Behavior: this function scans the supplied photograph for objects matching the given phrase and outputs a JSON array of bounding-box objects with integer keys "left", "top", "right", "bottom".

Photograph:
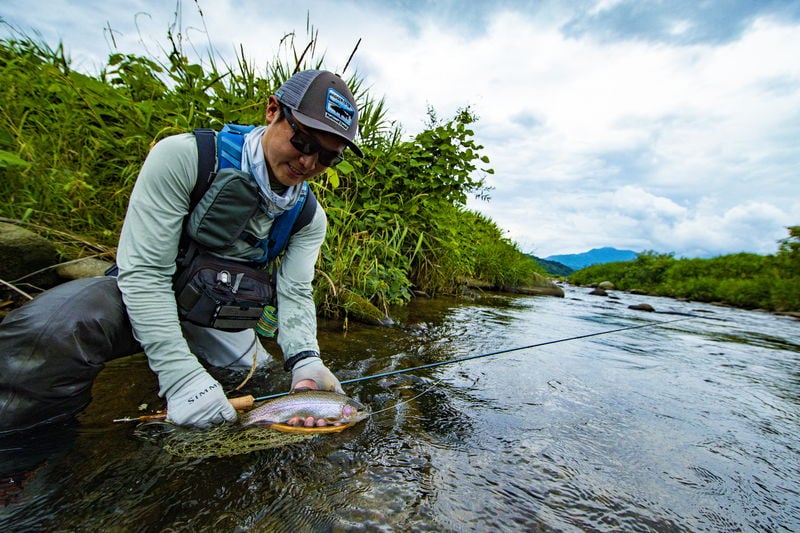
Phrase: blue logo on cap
[{"left": 325, "top": 88, "right": 355, "bottom": 131}]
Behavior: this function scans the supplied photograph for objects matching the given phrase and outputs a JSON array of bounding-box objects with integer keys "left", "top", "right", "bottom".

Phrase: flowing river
[{"left": 1, "top": 284, "right": 798, "bottom": 531}]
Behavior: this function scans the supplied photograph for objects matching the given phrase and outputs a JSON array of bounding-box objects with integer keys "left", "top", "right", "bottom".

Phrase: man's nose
[{"left": 298, "top": 152, "right": 318, "bottom": 169}]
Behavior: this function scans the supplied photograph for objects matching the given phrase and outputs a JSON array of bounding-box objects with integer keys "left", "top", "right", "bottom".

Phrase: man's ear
[{"left": 265, "top": 95, "right": 281, "bottom": 124}]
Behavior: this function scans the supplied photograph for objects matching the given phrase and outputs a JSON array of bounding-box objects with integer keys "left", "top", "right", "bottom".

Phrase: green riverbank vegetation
[
  {"left": 569, "top": 226, "right": 800, "bottom": 313},
  {"left": 0, "top": 21, "right": 546, "bottom": 318}
]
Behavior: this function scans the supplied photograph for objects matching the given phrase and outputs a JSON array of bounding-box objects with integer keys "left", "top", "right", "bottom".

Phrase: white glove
[
  {"left": 291, "top": 357, "right": 344, "bottom": 394},
  {"left": 166, "top": 372, "right": 237, "bottom": 428}
]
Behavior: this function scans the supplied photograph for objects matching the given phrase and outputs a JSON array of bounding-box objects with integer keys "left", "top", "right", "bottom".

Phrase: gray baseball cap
[{"left": 275, "top": 70, "right": 363, "bottom": 157}]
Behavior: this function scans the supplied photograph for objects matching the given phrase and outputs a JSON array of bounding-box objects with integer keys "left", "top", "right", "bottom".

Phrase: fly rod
[
  {"left": 252, "top": 316, "right": 694, "bottom": 401},
  {"left": 113, "top": 316, "right": 693, "bottom": 422}
]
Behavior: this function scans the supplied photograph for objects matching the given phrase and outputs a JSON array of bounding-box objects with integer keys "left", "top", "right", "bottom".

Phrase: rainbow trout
[{"left": 240, "top": 390, "right": 369, "bottom": 428}]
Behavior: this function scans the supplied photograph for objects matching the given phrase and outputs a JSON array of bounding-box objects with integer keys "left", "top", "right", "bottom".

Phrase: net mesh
[{"left": 134, "top": 421, "right": 315, "bottom": 459}]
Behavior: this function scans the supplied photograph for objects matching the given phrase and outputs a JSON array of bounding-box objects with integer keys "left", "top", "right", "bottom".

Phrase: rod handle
[
  {"left": 113, "top": 395, "right": 255, "bottom": 423},
  {"left": 229, "top": 395, "right": 254, "bottom": 411}
]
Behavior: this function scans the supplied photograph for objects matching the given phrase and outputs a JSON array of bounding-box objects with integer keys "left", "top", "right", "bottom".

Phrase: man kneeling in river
[{"left": 0, "top": 70, "right": 363, "bottom": 434}]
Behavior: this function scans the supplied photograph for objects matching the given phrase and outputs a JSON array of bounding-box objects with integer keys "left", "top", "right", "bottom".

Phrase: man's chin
[{"left": 281, "top": 167, "right": 310, "bottom": 186}]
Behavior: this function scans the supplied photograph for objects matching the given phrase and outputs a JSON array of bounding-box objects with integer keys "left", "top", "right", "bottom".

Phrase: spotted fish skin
[{"left": 241, "top": 390, "right": 369, "bottom": 426}]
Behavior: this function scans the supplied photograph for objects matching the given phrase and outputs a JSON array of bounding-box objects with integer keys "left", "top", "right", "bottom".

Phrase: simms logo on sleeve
[{"left": 325, "top": 88, "right": 355, "bottom": 131}]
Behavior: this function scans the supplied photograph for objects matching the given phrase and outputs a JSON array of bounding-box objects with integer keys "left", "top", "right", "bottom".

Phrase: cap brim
[{"left": 292, "top": 110, "right": 364, "bottom": 158}]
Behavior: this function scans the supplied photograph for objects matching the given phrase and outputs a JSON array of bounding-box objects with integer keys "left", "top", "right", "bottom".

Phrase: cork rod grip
[{"left": 228, "top": 395, "right": 255, "bottom": 411}]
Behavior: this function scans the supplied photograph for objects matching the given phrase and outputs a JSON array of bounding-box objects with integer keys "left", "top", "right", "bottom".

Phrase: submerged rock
[
  {"left": 462, "top": 272, "right": 565, "bottom": 298},
  {"left": 503, "top": 285, "right": 565, "bottom": 297}
]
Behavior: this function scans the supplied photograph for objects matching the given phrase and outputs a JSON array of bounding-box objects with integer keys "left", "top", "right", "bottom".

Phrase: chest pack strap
[
  {"left": 192, "top": 128, "right": 217, "bottom": 209},
  {"left": 217, "top": 123, "right": 255, "bottom": 170}
]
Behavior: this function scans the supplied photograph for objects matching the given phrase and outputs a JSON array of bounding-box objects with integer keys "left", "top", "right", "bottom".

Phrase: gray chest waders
[{"left": 0, "top": 277, "right": 141, "bottom": 435}]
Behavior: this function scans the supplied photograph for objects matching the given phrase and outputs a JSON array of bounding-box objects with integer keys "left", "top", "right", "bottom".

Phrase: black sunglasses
[{"left": 281, "top": 105, "right": 344, "bottom": 167}]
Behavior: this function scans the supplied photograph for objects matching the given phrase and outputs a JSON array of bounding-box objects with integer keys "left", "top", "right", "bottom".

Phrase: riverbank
[
  {"left": 0, "top": 220, "right": 565, "bottom": 325},
  {"left": 567, "top": 242, "right": 800, "bottom": 314}
]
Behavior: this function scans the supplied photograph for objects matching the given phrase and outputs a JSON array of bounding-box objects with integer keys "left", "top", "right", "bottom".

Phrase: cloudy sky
[{"left": 2, "top": 0, "right": 799, "bottom": 258}]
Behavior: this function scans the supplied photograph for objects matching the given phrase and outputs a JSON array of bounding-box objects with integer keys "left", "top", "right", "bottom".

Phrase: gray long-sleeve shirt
[{"left": 116, "top": 132, "right": 326, "bottom": 397}]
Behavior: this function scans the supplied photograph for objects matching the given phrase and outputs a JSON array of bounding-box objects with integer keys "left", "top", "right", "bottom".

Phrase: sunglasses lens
[
  {"left": 290, "top": 132, "right": 343, "bottom": 167},
  {"left": 319, "top": 151, "right": 344, "bottom": 167},
  {"left": 290, "top": 134, "right": 315, "bottom": 156},
  {"left": 284, "top": 106, "right": 344, "bottom": 167}
]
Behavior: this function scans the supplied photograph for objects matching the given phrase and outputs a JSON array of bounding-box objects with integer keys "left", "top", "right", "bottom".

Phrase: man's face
[{"left": 262, "top": 96, "right": 346, "bottom": 188}]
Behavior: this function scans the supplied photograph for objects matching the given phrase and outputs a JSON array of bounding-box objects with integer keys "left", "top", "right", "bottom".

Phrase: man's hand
[
  {"left": 166, "top": 372, "right": 237, "bottom": 428},
  {"left": 291, "top": 356, "right": 344, "bottom": 393},
  {"left": 288, "top": 356, "right": 344, "bottom": 427}
]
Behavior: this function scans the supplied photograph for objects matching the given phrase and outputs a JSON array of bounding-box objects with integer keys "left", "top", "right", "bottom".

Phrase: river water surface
[{"left": 1, "top": 285, "right": 798, "bottom": 531}]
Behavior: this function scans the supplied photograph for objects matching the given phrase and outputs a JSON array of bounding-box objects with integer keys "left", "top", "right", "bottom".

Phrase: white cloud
[
  {"left": 666, "top": 201, "right": 793, "bottom": 257},
  {"left": 589, "top": 0, "right": 628, "bottom": 16}
]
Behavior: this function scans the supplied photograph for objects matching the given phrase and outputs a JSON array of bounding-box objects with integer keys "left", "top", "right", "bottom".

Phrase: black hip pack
[{"left": 173, "top": 251, "right": 274, "bottom": 331}]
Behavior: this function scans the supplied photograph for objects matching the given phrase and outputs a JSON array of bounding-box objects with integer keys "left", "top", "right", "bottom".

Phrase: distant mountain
[
  {"left": 544, "top": 247, "right": 638, "bottom": 271},
  {"left": 530, "top": 256, "right": 573, "bottom": 276}
]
